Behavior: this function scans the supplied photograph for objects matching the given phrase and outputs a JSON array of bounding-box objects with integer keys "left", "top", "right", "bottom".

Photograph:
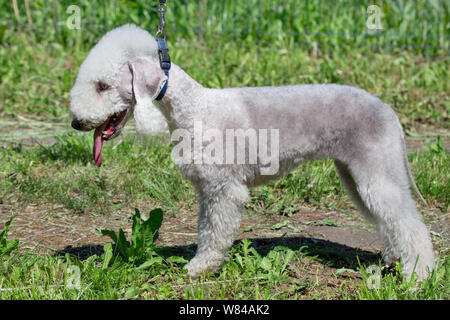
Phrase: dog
[{"left": 69, "top": 24, "right": 435, "bottom": 280}]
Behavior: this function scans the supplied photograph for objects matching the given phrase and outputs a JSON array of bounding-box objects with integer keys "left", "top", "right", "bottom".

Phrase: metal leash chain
[
  {"left": 155, "top": 0, "right": 171, "bottom": 101},
  {"left": 156, "top": 0, "right": 167, "bottom": 39}
]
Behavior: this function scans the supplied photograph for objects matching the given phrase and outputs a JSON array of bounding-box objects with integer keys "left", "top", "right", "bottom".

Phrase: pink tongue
[{"left": 93, "top": 122, "right": 108, "bottom": 167}]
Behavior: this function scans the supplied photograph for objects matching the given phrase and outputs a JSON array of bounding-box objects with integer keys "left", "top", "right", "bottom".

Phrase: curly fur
[{"left": 70, "top": 24, "right": 435, "bottom": 281}]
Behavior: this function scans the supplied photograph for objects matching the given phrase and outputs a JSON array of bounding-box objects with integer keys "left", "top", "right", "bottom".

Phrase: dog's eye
[{"left": 97, "top": 81, "right": 110, "bottom": 92}]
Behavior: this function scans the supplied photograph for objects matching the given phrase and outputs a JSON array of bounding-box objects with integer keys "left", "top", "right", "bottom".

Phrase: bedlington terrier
[{"left": 69, "top": 24, "right": 435, "bottom": 280}]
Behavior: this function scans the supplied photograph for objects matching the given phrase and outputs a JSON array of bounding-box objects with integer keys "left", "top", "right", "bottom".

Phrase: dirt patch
[
  {"left": 0, "top": 204, "right": 130, "bottom": 253},
  {"left": 1, "top": 203, "right": 373, "bottom": 253},
  {"left": 1, "top": 201, "right": 446, "bottom": 265},
  {"left": 405, "top": 136, "right": 450, "bottom": 152}
]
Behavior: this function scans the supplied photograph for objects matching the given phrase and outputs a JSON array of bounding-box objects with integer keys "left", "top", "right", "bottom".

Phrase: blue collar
[
  {"left": 155, "top": 38, "right": 171, "bottom": 101},
  {"left": 155, "top": 69, "right": 169, "bottom": 101}
]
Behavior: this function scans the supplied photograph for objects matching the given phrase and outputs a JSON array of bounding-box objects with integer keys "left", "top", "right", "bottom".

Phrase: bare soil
[{"left": 1, "top": 199, "right": 447, "bottom": 267}]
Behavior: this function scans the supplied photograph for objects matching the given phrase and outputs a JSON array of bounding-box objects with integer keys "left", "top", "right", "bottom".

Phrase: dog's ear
[
  {"left": 127, "top": 58, "right": 168, "bottom": 135},
  {"left": 128, "top": 58, "right": 168, "bottom": 103}
]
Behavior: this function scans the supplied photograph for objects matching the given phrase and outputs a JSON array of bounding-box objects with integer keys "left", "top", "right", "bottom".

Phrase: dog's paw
[
  {"left": 184, "top": 266, "right": 201, "bottom": 280},
  {"left": 184, "top": 255, "right": 223, "bottom": 280},
  {"left": 184, "top": 260, "right": 207, "bottom": 280}
]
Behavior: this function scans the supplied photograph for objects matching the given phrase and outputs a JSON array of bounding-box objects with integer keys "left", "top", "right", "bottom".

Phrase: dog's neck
[{"left": 155, "top": 63, "right": 206, "bottom": 132}]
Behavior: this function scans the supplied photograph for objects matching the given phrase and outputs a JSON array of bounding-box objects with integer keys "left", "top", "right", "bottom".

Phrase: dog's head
[{"left": 69, "top": 24, "right": 168, "bottom": 166}]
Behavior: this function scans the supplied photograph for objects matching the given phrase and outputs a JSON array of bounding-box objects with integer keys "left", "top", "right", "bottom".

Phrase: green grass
[
  {"left": 1, "top": 134, "right": 448, "bottom": 215},
  {"left": 0, "top": 222, "right": 448, "bottom": 300},
  {"left": 346, "top": 257, "right": 450, "bottom": 300},
  {"left": 0, "top": 34, "right": 448, "bottom": 129},
  {"left": 0, "top": 1, "right": 448, "bottom": 129},
  {"left": 0, "top": 0, "right": 448, "bottom": 300},
  {"left": 0, "top": 135, "right": 447, "bottom": 299},
  {"left": 0, "top": 134, "right": 194, "bottom": 215},
  {"left": 1, "top": 0, "right": 448, "bottom": 53}
]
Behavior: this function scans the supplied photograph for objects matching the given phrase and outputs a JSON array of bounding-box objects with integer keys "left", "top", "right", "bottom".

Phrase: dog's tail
[
  {"left": 403, "top": 142, "right": 427, "bottom": 206},
  {"left": 397, "top": 119, "right": 427, "bottom": 206}
]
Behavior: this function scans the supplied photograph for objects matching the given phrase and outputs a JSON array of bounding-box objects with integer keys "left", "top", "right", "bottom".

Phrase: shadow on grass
[
  {"left": 57, "top": 244, "right": 105, "bottom": 260},
  {"left": 56, "top": 236, "right": 381, "bottom": 270},
  {"left": 247, "top": 236, "right": 382, "bottom": 269}
]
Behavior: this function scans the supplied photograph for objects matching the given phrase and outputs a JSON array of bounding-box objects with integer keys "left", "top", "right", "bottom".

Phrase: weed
[
  {"left": 0, "top": 216, "right": 19, "bottom": 257},
  {"left": 100, "top": 208, "right": 164, "bottom": 266}
]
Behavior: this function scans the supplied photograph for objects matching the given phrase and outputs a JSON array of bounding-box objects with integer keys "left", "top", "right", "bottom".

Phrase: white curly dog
[{"left": 70, "top": 24, "right": 434, "bottom": 280}]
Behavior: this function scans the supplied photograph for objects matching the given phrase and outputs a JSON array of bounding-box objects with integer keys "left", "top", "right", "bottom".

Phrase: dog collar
[{"left": 155, "top": 37, "right": 171, "bottom": 101}]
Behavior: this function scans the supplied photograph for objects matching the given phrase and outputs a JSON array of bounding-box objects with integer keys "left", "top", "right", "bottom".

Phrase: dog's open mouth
[{"left": 93, "top": 108, "right": 129, "bottom": 167}]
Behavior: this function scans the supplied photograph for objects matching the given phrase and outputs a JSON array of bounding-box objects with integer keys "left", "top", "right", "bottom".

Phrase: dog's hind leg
[
  {"left": 334, "top": 160, "right": 377, "bottom": 223},
  {"left": 335, "top": 159, "right": 401, "bottom": 265},
  {"left": 185, "top": 180, "right": 249, "bottom": 279},
  {"left": 335, "top": 155, "right": 434, "bottom": 280}
]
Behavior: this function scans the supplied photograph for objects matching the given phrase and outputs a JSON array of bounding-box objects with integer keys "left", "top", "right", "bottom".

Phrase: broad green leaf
[
  {"left": 124, "top": 286, "right": 139, "bottom": 299},
  {"left": 102, "top": 243, "right": 114, "bottom": 270},
  {"left": 148, "top": 208, "right": 163, "bottom": 236},
  {"left": 142, "top": 208, "right": 163, "bottom": 245},
  {"left": 166, "top": 256, "right": 188, "bottom": 264},
  {"left": 136, "top": 257, "right": 163, "bottom": 270},
  {"left": 131, "top": 209, "right": 144, "bottom": 253},
  {"left": 0, "top": 216, "right": 19, "bottom": 256},
  {"left": 2, "top": 239, "right": 19, "bottom": 256},
  {"left": 0, "top": 216, "right": 14, "bottom": 241},
  {"left": 118, "top": 229, "right": 131, "bottom": 260}
]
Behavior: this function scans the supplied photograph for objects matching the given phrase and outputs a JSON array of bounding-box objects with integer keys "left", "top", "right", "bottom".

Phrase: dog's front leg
[{"left": 185, "top": 183, "right": 248, "bottom": 279}]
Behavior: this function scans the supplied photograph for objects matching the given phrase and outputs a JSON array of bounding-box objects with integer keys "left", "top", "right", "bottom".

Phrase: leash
[{"left": 155, "top": 0, "right": 171, "bottom": 101}]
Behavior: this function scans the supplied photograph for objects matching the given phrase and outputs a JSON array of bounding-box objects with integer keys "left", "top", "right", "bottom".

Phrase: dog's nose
[{"left": 71, "top": 119, "right": 82, "bottom": 130}]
